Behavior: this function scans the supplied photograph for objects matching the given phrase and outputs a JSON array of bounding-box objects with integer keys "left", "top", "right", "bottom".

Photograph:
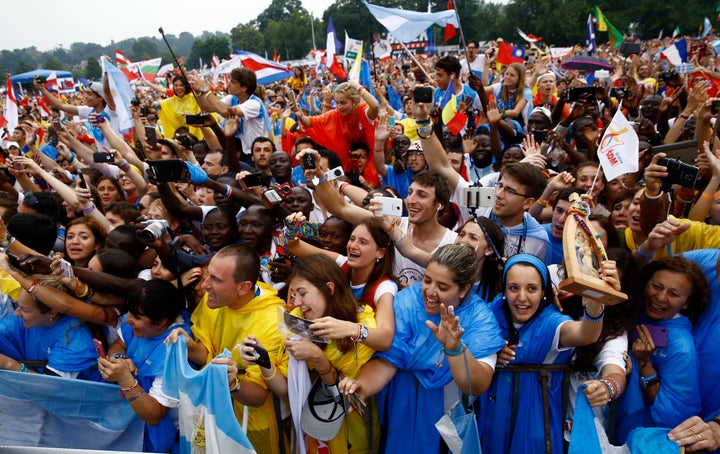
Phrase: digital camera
[{"left": 139, "top": 219, "right": 171, "bottom": 242}]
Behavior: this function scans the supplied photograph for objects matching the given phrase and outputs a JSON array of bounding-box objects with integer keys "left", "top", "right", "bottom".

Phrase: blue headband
[{"left": 502, "top": 254, "right": 549, "bottom": 288}]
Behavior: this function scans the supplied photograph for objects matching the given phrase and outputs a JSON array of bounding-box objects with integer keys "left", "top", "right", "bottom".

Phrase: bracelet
[
  {"left": 120, "top": 380, "right": 139, "bottom": 399},
  {"left": 31, "top": 281, "right": 45, "bottom": 299},
  {"left": 643, "top": 188, "right": 663, "bottom": 200},
  {"left": 110, "top": 353, "right": 128, "bottom": 360},
  {"left": 18, "top": 362, "right": 27, "bottom": 373},
  {"left": 223, "top": 184, "right": 233, "bottom": 198},
  {"left": 535, "top": 198, "right": 550, "bottom": 208},
  {"left": 441, "top": 341, "right": 467, "bottom": 357},
  {"left": 583, "top": 303, "right": 605, "bottom": 322},
  {"left": 67, "top": 155, "right": 77, "bottom": 165},
  {"left": 636, "top": 242, "right": 655, "bottom": 259},
  {"left": 502, "top": 110, "right": 507, "bottom": 120},
  {"left": 322, "top": 103, "right": 331, "bottom": 109},
  {"left": 679, "top": 113, "right": 690, "bottom": 120},
  {"left": 127, "top": 389, "right": 145, "bottom": 402},
  {"left": 391, "top": 230, "right": 406, "bottom": 243},
  {"left": 82, "top": 203, "right": 96, "bottom": 214},
  {"left": 415, "top": 119, "right": 431, "bottom": 126},
  {"left": 701, "top": 192, "right": 715, "bottom": 200},
  {"left": 639, "top": 372, "right": 659, "bottom": 389},
  {"left": 383, "top": 218, "right": 396, "bottom": 233},
  {"left": 417, "top": 124, "right": 433, "bottom": 139},
  {"left": 27, "top": 279, "right": 39, "bottom": 295},
  {"left": 338, "top": 182, "right": 350, "bottom": 195},
  {"left": 262, "top": 366, "right": 278, "bottom": 380},
  {"left": 118, "top": 159, "right": 129, "bottom": 168},
  {"left": 349, "top": 323, "right": 362, "bottom": 343},
  {"left": 316, "top": 174, "right": 328, "bottom": 186},
  {"left": 316, "top": 366, "right": 334, "bottom": 376},
  {"left": 229, "top": 376, "right": 240, "bottom": 393},
  {"left": 598, "top": 379, "right": 615, "bottom": 401},
  {"left": 710, "top": 417, "right": 720, "bottom": 427}
]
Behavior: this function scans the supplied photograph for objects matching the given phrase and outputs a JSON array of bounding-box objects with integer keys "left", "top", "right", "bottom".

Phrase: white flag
[
  {"left": 212, "top": 55, "right": 242, "bottom": 84},
  {"left": 345, "top": 32, "right": 363, "bottom": 60},
  {"left": 597, "top": 109, "right": 639, "bottom": 181}
]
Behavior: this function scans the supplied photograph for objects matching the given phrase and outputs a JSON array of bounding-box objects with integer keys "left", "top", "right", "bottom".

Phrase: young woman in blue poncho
[
  {"left": 480, "top": 253, "right": 616, "bottom": 454},
  {"left": 339, "top": 244, "right": 505, "bottom": 453},
  {"left": 614, "top": 256, "right": 708, "bottom": 444}
]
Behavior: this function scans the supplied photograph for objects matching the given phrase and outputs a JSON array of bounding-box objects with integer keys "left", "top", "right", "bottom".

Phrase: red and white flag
[
  {"left": 115, "top": 49, "right": 133, "bottom": 66},
  {"left": 44, "top": 71, "right": 59, "bottom": 91},
  {"left": 326, "top": 16, "right": 347, "bottom": 80},
  {"left": 517, "top": 28, "right": 542, "bottom": 43},
  {"left": 2, "top": 74, "right": 18, "bottom": 143}
]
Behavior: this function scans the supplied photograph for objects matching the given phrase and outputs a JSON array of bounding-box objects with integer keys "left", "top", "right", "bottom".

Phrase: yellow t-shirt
[{"left": 191, "top": 282, "right": 288, "bottom": 454}]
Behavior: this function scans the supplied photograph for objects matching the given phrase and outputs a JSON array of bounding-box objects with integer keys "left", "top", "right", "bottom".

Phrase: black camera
[
  {"left": 244, "top": 172, "right": 270, "bottom": 188},
  {"left": 609, "top": 87, "right": 627, "bottom": 99},
  {"left": 302, "top": 153, "right": 315, "bottom": 170},
  {"left": 413, "top": 86, "right": 433, "bottom": 104},
  {"left": 131, "top": 95, "right": 141, "bottom": 107},
  {"left": 658, "top": 70, "right": 676, "bottom": 82},
  {"left": 175, "top": 134, "right": 196, "bottom": 149},
  {"left": 657, "top": 157, "right": 699, "bottom": 192},
  {"left": 92, "top": 152, "right": 114, "bottom": 163}
]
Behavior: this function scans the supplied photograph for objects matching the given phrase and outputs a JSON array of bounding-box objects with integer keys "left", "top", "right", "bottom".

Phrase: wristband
[
  {"left": 636, "top": 243, "right": 654, "bottom": 259},
  {"left": 710, "top": 417, "right": 720, "bottom": 427},
  {"left": 679, "top": 113, "right": 690, "bottom": 120},
  {"left": 442, "top": 341, "right": 467, "bottom": 356},
  {"left": 583, "top": 304, "right": 605, "bottom": 322},
  {"left": 18, "top": 363, "right": 27, "bottom": 373},
  {"left": 316, "top": 173, "right": 327, "bottom": 185},
  {"left": 223, "top": 184, "right": 233, "bottom": 198},
  {"left": 229, "top": 376, "right": 241, "bottom": 393},
  {"left": 639, "top": 372, "right": 659, "bottom": 389},
  {"left": 701, "top": 192, "right": 715, "bottom": 200},
  {"left": 82, "top": 203, "right": 96, "bottom": 214},
  {"left": 118, "top": 159, "right": 129, "bottom": 168},
  {"left": 415, "top": 119, "right": 431, "bottom": 126}
]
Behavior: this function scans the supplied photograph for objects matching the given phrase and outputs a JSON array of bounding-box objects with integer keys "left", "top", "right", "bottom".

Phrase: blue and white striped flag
[
  {"left": 163, "top": 336, "right": 256, "bottom": 454},
  {"left": 0, "top": 370, "right": 144, "bottom": 450}
]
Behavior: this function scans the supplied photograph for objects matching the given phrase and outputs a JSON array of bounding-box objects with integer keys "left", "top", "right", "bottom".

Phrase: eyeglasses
[{"left": 494, "top": 182, "right": 532, "bottom": 198}]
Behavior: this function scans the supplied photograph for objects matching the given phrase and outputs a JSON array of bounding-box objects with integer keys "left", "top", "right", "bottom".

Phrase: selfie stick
[{"left": 158, "top": 27, "right": 201, "bottom": 103}]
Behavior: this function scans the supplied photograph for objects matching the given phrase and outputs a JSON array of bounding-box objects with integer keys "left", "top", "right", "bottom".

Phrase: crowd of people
[{"left": 1, "top": 30, "right": 720, "bottom": 453}]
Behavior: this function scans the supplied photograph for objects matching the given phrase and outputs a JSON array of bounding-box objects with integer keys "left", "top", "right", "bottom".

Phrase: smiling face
[
  {"left": 125, "top": 308, "right": 166, "bottom": 338},
  {"left": 202, "top": 210, "right": 237, "bottom": 251},
  {"left": 422, "top": 262, "right": 467, "bottom": 314},
  {"left": 334, "top": 92, "right": 358, "bottom": 116},
  {"left": 405, "top": 182, "right": 439, "bottom": 225},
  {"left": 288, "top": 277, "right": 327, "bottom": 320},
  {"left": 644, "top": 269, "right": 692, "bottom": 321},
  {"left": 627, "top": 189, "right": 644, "bottom": 234},
  {"left": 455, "top": 221, "right": 490, "bottom": 261},
  {"left": 173, "top": 79, "right": 186, "bottom": 97},
  {"left": 504, "top": 264, "right": 544, "bottom": 324},
  {"left": 346, "top": 224, "right": 384, "bottom": 270}
]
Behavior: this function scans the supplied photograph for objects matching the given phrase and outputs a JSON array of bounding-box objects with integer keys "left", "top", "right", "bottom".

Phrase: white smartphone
[
  {"left": 377, "top": 196, "right": 403, "bottom": 217},
  {"left": 459, "top": 186, "right": 496, "bottom": 208}
]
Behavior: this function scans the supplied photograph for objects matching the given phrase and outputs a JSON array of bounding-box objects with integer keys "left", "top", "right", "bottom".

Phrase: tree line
[{"left": 1, "top": 0, "right": 715, "bottom": 81}]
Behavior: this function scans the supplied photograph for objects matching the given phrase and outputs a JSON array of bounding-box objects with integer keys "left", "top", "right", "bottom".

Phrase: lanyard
[{"left": 491, "top": 214, "right": 527, "bottom": 256}]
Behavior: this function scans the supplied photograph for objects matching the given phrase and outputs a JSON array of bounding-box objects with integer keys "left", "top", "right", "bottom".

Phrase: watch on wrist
[
  {"left": 0, "top": 234, "right": 13, "bottom": 250},
  {"left": 358, "top": 324, "right": 369, "bottom": 342},
  {"left": 200, "top": 86, "right": 209, "bottom": 95},
  {"left": 639, "top": 373, "right": 659, "bottom": 389}
]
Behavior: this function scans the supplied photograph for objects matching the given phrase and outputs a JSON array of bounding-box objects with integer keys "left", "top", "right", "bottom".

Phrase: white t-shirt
[
  {"left": 76, "top": 105, "right": 121, "bottom": 150},
  {"left": 460, "top": 55, "right": 485, "bottom": 77},
  {"left": 221, "top": 95, "right": 264, "bottom": 155},
  {"left": 392, "top": 217, "right": 458, "bottom": 287}
]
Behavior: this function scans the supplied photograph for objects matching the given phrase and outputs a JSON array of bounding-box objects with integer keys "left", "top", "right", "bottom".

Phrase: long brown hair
[
  {"left": 289, "top": 255, "right": 360, "bottom": 353},
  {"left": 348, "top": 218, "right": 396, "bottom": 305}
]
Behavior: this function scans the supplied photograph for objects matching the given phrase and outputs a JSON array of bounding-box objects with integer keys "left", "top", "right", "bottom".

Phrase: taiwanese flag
[
  {"left": 440, "top": 88, "right": 468, "bottom": 135},
  {"left": 496, "top": 42, "right": 525, "bottom": 65},
  {"left": 444, "top": 0, "right": 456, "bottom": 41}
]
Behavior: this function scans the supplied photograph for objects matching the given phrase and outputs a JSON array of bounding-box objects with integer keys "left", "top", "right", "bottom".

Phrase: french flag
[
  {"left": 326, "top": 16, "right": 347, "bottom": 81},
  {"left": 234, "top": 51, "right": 293, "bottom": 85}
]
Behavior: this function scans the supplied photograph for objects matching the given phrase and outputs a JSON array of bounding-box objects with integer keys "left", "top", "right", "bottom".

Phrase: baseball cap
[
  {"left": 88, "top": 82, "right": 106, "bottom": 101},
  {"left": 300, "top": 378, "right": 347, "bottom": 441},
  {"left": 4, "top": 141, "right": 20, "bottom": 150}
]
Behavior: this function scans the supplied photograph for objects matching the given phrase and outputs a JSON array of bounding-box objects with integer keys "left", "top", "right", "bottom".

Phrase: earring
[
  {"left": 48, "top": 316, "right": 53, "bottom": 323},
  {"left": 502, "top": 295, "right": 506, "bottom": 301},
  {"left": 376, "top": 258, "right": 380, "bottom": 263},
  {"left": 543, "top": 296, "right": 547, "bottom": 302}
]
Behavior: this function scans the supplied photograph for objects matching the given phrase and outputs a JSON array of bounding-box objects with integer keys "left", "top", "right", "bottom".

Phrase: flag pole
[
  {"left": 588, "top": 163, "right": 602, "bottom": 201},
  {"left": 450, "top": 0, "right": 470, "bottom": 61},
  {"left": 389, "top": 33, "right": 433, "bottom": 81}
]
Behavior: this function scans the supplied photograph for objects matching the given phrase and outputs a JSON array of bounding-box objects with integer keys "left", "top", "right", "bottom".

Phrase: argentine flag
[{"left": 163, "top": 336, "right": 256, "bottom": 454}]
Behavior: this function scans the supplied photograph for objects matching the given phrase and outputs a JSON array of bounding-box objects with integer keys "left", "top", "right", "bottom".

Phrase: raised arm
[
  {"left": 413, "top": 102, "right": 461, "bottom": 193},
  {"left": 34, "top": 77, "right": 80, "bottom": 116}
]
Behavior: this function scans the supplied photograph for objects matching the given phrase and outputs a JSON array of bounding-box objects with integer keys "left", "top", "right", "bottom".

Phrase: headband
[{"left": 502, "top": 253, "right": 549, "bottom": 288}]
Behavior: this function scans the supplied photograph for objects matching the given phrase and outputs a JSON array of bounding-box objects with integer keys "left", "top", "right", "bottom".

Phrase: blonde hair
[{"left": 334, "top": 82, "right": 361, "bottom": 104}]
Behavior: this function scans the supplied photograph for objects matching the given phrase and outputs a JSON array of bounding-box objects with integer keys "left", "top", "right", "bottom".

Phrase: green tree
[
  {"left": 266, "top": 10, "right": 318, "bottom": 59},
  {"left": 44, "top": 56, "right": 65, "bottom": 70},
  {"left": 230, "top": 24, "right": 265, "bottom": 54},
  {"left": 85, "top": 56, "right": 102, "bottom": 80},
  {"left": 254, "top": 0, "right": 304, "bottom": 32},
  {"left": 132, "top": 38, "right": 159, "bottom": 61},
  {"left": 189, "top": 35, "right": 232, "bottom": 69}
]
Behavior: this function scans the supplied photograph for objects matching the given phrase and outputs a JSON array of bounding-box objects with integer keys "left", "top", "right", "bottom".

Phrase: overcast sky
[{"left": 3, "top": 0, "right": 336, "bottom": 52}]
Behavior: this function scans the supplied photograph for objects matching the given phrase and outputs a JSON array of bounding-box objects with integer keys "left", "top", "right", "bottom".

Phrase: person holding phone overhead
[
  {"left": 613, "top": 256, "right": 708, "bottom": 443},
  {"left": 291, "top": 81, "right": 381, "bottom": 188},
  {"left": 157, "top": 75, "right": 206, "bottom": 140}
]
